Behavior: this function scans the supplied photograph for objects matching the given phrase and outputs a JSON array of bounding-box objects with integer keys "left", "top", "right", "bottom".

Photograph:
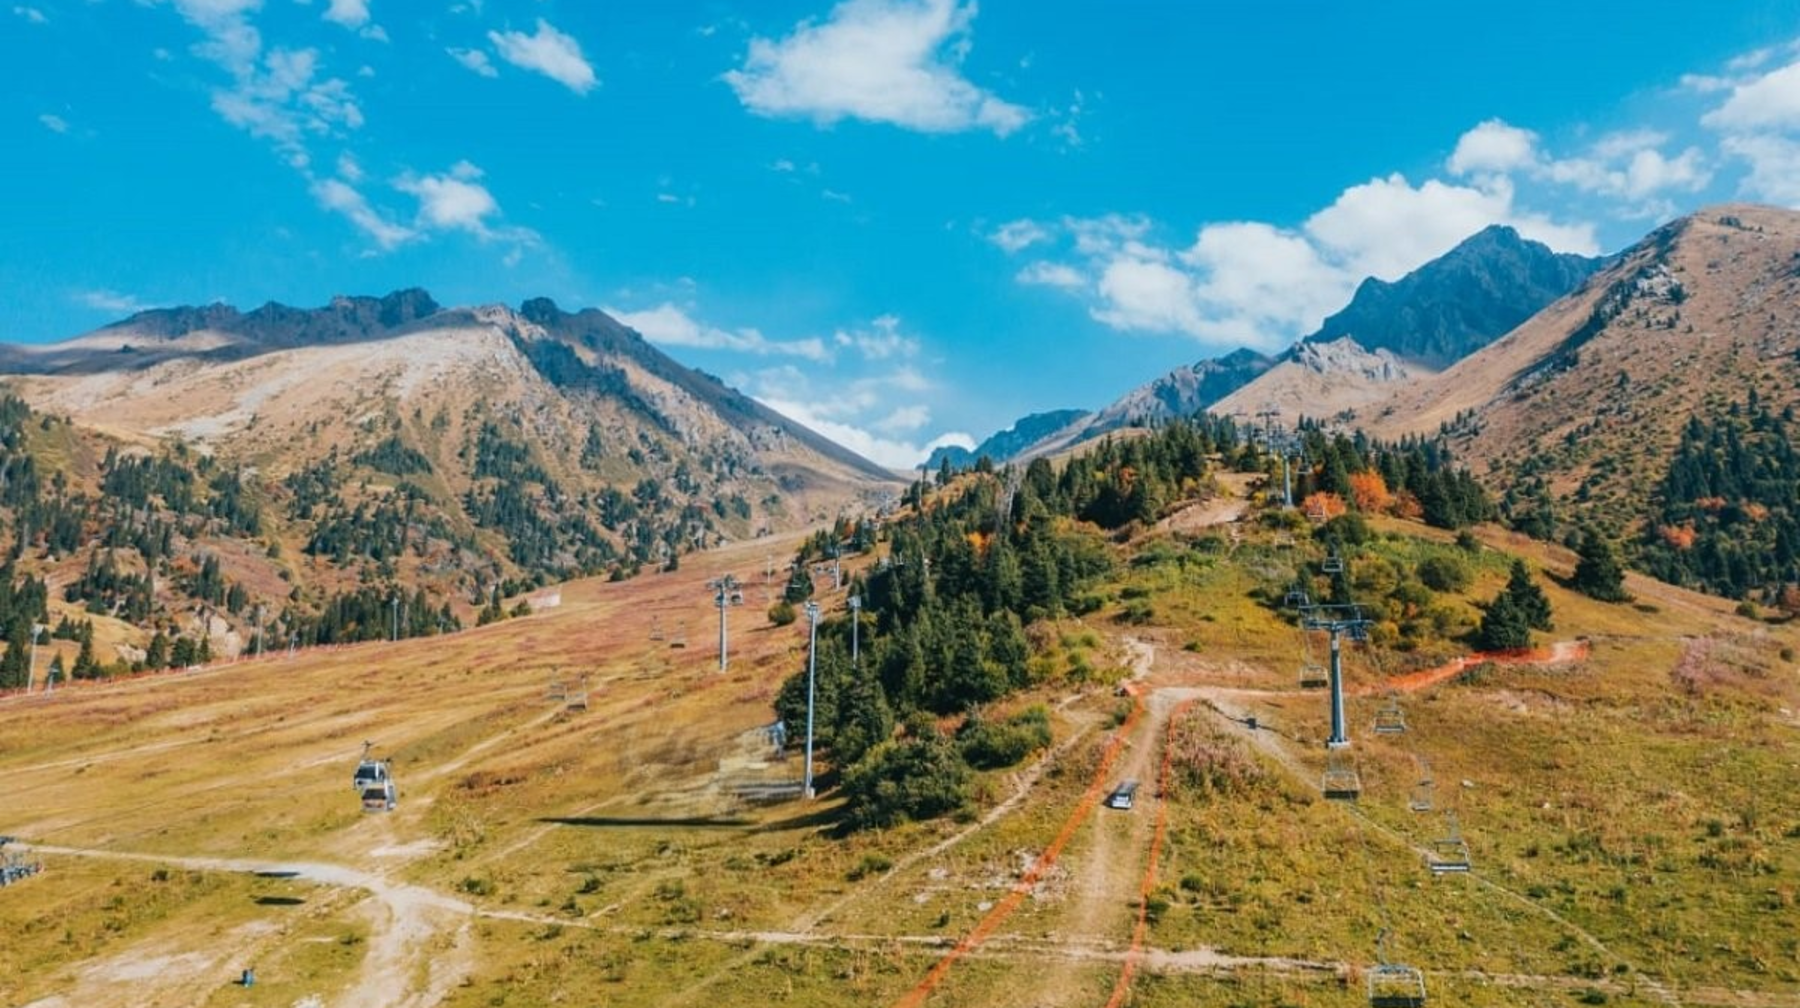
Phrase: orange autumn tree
[
  {"left": 1347, "top": 470, "right": 1393, "bottom": 513},
  {"left": 1301, "top": 491, "right": 1347, "bottom": 521}
]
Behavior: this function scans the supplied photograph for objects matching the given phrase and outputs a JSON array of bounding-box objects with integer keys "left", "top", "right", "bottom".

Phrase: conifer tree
[{"left": 1572, "top": 529, "right": 1630, "bottom": 602}]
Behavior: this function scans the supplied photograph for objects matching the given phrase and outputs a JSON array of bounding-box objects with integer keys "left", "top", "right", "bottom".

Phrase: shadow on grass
[
  {"left": 252, "top": 895, "right": 306, "bottom": 906},
  {"left": 751, "top": 805, "right": 845, "bottom": 834},
  {"left": 537, "top": 815, "right": 753, "bottom": 829}
]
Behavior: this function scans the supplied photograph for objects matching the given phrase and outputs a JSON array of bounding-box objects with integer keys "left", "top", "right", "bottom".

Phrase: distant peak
[{"left": 520, "top": 297, "right": 563, "bottom": 325}]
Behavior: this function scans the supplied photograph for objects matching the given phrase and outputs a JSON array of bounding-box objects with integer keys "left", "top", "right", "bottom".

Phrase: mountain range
[
  {"left": 0, "top": 294, "right": 900, "bottom": 664},
  {"left": 946, "top": 223, "right": 1603, "bottom": 465}
]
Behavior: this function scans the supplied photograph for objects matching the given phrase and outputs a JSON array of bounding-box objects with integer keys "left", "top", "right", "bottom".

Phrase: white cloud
[
  {"left": 38, "top": 113, "right": 67, "bottom": 133},
  {"left": 1448, "top": 119, "right": 1711, "bottom": 211},
  {"left": 487, "top": 19, "right": 596, "bottom": 94},
  {"left": 990, "top": 218, "right": 1049, "bottom": 253},
  {"left": 322, "top": 0, "right": 369, "bottom": 29},
  {"left": 724, "top": 0, "right": 1028, "bottom": 135},
  {"left": 1447, "top": 118, "right": 1539, "bottom": 175},
  {"left": 1016, "top": 170, "right": 1596, "bottom": 351},
  {"left": 77, "top": 289, "right": 153, "bottom": 314},
  {"left": 833, "top": 314, "right": 918, "bottom": 359},
  {"left": 1703, "top": 60, "right": 1800, "bottom": 132},
  {"left": 611, "top": 303, "right": 830, "bottom": 362},
  {"left": 1721, "top": 133, "right": 1800, "bottom": 205},
  {"left": 312, "top": 177, "right": 414, "bottom": 249},
  {"left": 394, "top": 160, "right": 500, "bottom": 234},
  {"left": 1699, "top": 54, "right": 1800, "bottom": 207},
  {"left": 1016, "top": 261, "right": 1083, "bottom": 289},
  {"left": 1306, "top": 173, "right": 1597, "bottom": 279},
  {"left": 205, "top": 45, "right": 364, "bottom": 167},
  {"left": 336, "top": 151, "right": 364, "bottom": 182},
  {"left": 448, "top": 47, "right": 499, "bottom": 77},
  {"left": 875, "top": 404, "right": 930, "bottom": 432},
  {"left": 1092, "top": 257, "right": 1205, "bottom": 338},
  {"left": 761, "top": 396, "right": 968, "bottom": 468},
  {"left": 13, "top": 6, "right": 45, "bottom": 24}
]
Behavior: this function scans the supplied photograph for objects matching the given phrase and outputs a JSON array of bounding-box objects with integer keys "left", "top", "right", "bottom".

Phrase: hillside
[
  {"left": 1363, "top": 204, "right": 1800, "bottom": 556},
  {"left": 925, "top": 408, "right": 1091, "bottom": 470},
  {"left": 1211, "top": 336, "right": 1420, "bottom": 424},
  {"left": 1304, "top": 224, "right": 1602, "bottom": 368},
  {"left": 4, "top": 432, "right": 1795, "bottom": 1008},
  {"left": 0, "top": 291, "right": 899, "bottom": 673}
]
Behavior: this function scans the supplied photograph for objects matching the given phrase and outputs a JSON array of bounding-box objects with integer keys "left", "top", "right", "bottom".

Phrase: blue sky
[{"left": 5, "top": 1, "right": 1800, "bottom": 465}]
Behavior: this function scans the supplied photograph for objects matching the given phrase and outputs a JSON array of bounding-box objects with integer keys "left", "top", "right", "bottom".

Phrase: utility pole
[
  {"left": 1301, "top": 602, "right": 1372, "bottom": 750},
  {"left": 1283, "top": 440, "right": 1304, "bottom": 510},
  {"left": 390, "top": 594, "right": 399, "bottom": 643},
  {"left": 709, "top": 574, "right": 739, "bottom": 672},
  {"left": 27, "top": 623, "right": 44, "bottom": 693},
  {"left": 803, "top": 601, "right": 820, "bottom": 799},
  {"left": 848, "top": 595, "right": 861, "bottom": 670}
]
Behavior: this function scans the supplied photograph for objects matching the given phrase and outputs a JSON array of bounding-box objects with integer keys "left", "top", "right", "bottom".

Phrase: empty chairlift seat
[
  {"left": 1428, "top": 813, "right": 1471, "bottom": 874},
  {"left": 1322, "top": 554, "right": 1345, "bottom": 574},
  {"left": 1368, "top": 929, "right": 1427, "bottom": 1007},
  {"left": 361, "top": 780, "right": 398, "bottom": 813},
  {"left": 1321, "top": 754, "right": 1361, "bottom": 802},
  {"left": 1373, "top": 695, "right": 1407, "bottom": 734},
  {"left": 1299, "top": 662, "right": 1328, "bottom": 689}
]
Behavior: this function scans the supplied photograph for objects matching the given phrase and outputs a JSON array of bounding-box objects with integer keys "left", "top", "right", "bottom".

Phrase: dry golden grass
[{"left": 3, "top": 507, "right": 1799, "bottom": 1008}]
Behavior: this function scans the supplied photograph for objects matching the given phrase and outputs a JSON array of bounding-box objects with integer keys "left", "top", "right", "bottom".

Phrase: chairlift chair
[
  {"left": 1428, "top": 812, "right": 1472, "bottom": 874},
  {"left": 546, "top": 677, "right": 567, "bottom": 702},
  {"left": 1321, "top": 753, "right": 1361, "bottom": 801},
  {"left": 649, "top": 617, "right": 665, "bottom": 642},
  {"left": 1299, "top": 662, "right": 1328, "bottom": 689},
  {"left": 361, "top": 779, "right": 398, "bottom": 813},
  {"left": 1408, "top": 758, "right": 1434, "bottom": 812},
  {"left": 1367, "top": 930, "right": 1427, "bottom": 1007},
  {"left": 1373, "top": 695, "right": 1407, "bottom": 734},
  {"left": 352, "top": 741, "right": 389, "bottom": 792},
  {"left": 669, "top": 631, "right": 687, "bottom": 649},
  {"left": 1322, "top": 554, "right": 1345, "bottom": 574},
  {"left": 1284, "top": 588, "right": 1309, "bottom": 608}
]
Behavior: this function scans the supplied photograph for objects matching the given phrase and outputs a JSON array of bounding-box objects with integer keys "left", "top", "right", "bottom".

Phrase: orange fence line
[
  {"left": 1103, "top": 698, "right": 1195, "bottom": 1008},
  {"left": 892, "top": 696, "right": 1147, "bottom": 1008},
  {"left": 1356, "top": 639, "right": 1591, "bottom": 697}
]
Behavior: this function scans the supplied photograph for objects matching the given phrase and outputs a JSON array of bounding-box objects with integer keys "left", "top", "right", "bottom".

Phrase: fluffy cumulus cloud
[
  {"left": 322, "top": 0, "right": 370, "bottom": 29},
  {"left": 1004, "top": 170, "right": 1598, "bottom": 352},
  {"left": 725, "top": 0, "right": 1028, "bottom": 135},
  {"left": 1447, "top": 119, "right": 1711, "bottom": 214},
  {"left": 1696, "top": 50, "right": 1800, "bottom": 207},
  {"left": 38, "top": 113, "right": 67, "bottom": 133},
  {"left": 1447, "top": 118, "right": 1539, "bottom": 175},
  {"left": 610, "top": 303, "right": 830, "bottom": 362},
  {"left": 487, "top": 19, "right": 596, "bottom": 94},
  {"left": 393, "top": 160, "right": 508, "bottom": 236}
]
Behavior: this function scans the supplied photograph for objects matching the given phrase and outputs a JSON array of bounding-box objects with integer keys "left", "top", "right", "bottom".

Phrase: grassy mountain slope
[{"left": 2, "top": 438, "right": 1794, "bottom": 1008}]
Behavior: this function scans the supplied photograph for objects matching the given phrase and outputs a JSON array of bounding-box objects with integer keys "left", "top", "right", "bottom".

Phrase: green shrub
[
  {"left": 840, "top": 736, "right": 971, "bottom": 831},
  {"left": 958, "top": 706, "right": 1052, "bottom": 769},
  {"left": 768, "top": 599, "right": 797, "bottom": 626},
  {"left": 1416, "top": 554, "right": 1472, "bottom": 593}
]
